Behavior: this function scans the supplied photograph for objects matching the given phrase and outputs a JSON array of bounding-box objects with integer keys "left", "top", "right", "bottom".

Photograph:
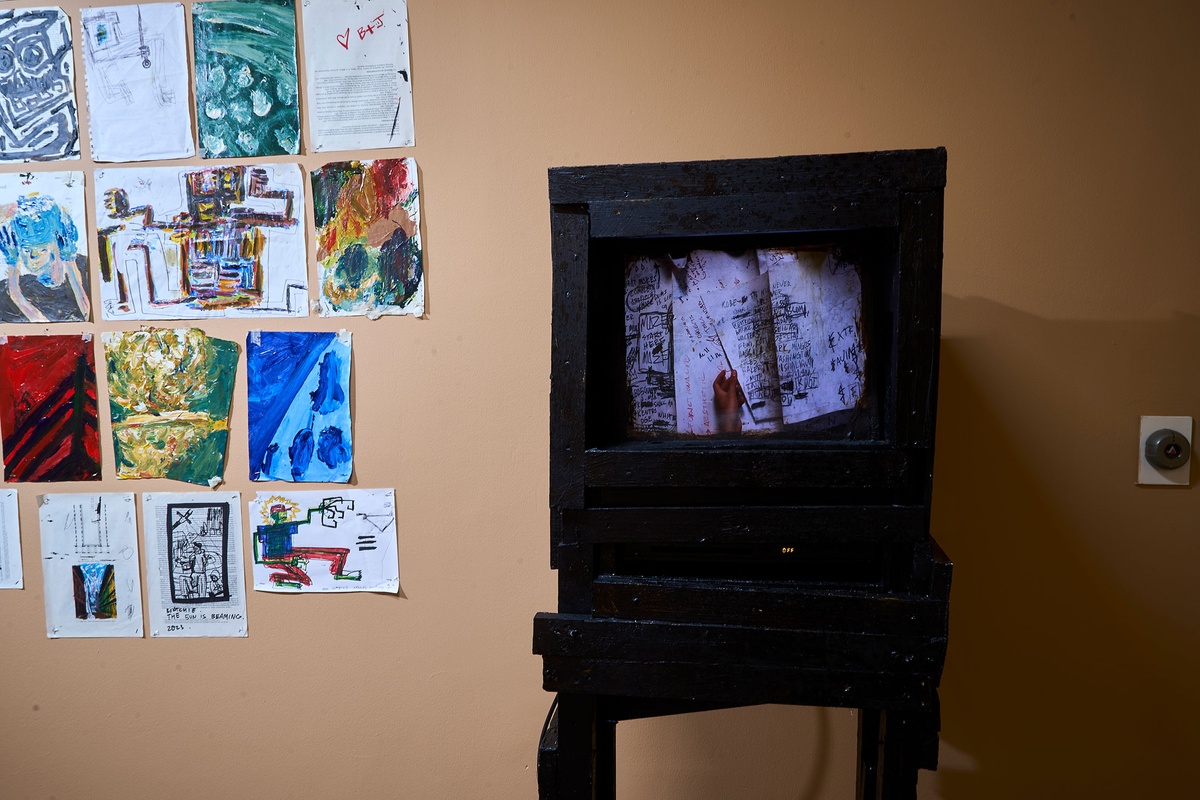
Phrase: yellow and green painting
[{"left": 103, "top": 328, "right": 238, "bottom": 485}]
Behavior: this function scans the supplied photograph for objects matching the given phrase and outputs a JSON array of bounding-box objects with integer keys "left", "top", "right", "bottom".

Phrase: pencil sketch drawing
[
  {"left": 39, "top": 492, "right": 142, "bottom": 638},
  {"left": 80, "top": 4, "right": 195, "bottom": 162}
]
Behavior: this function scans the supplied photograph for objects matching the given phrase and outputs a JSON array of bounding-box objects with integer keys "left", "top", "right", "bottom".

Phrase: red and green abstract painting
[{"left": 0, "top": 334, "right": 101, "bottom": 482}]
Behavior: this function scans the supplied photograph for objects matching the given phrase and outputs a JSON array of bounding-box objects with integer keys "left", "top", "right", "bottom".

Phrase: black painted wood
[
  {"left": 549, "top": 207, "right": 590, "bottom": 567},
  {"left": 549, "top": 149, "right": 947, "bottom": 204},
  {"left": 538, "top": 148, "right": 950, "bottom": 800},
  {"left": 541, "top": 658, "right": 935, "bottom": 711},
  {"left": 534, "top": 614, "right": 946, "bottom": 675},
  {"left": 580, "top": 447, "right": 916, "bottom": 492},
  {"left": 858, "top": 708, "right": 883, "bottom": 800},
  {"left": 590, "top": 576, "right": 948, "bottom": 643},
  {"left": 566, "top": 505, "right": 927, "bottom": 545},
  {"left": 584, "top": 192, "right": 899, "bottom": 239},
  {"left": 894, "top": 190, "right": 945, "bottom": 452},
  {"left": 553, "top": 694, "right": 599, "bottom": 800},
  {"left": 537, "top": 701, "right": 559, "bottom": 798}
]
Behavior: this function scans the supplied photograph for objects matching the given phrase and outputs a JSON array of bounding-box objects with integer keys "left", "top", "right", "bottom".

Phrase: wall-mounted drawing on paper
[
  {"left": 247, "top": 330, "right": 352, "bottom": 483},
  {"left": 249, "top": 489, "right": 398, "bottom": 593},
  {"left": 94, "top": 163, "right": 307, "bottom": 319},
  {"left": 313, "top": 157, "right": 423, "bottom": 317},
  {"left": 0, "top": 7, "right": 79, "bottom": 162},
  {"left": 103, "top": 327, "right": 238, "bottom": 486},
  {"left": 0, "top": 170, "right": 89, "bottom": 322},
  {"left": 0, "top": 489, "right": 22, "bottom": 589},
  {"left": 192, "top": 0, "right": 300, "bottom": 158},
  {"left": 302, "top": 0, "right": 413, "bottom": 152},
  {"left": 142, "top": 492, "right": 248, "bottom": 637},
  {"left": 80, "top": 3, "right": 195, "bottom": 162},
  {"left": 0, "top": 334, "right": 101, "bottom": 482},
  {"left": 72, "top": 562, "right": 116, "bottom": 619},
  {"left": 39, "top": 493, "right": 142, "bottom": 638},
  {"left": 625, "top": 247, "right": 866, "bottom": 437}
]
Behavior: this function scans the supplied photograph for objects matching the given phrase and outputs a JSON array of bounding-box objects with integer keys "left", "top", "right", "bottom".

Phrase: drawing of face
[
  {"left": 7, "top": 195, "right": 73, "bottom": 285},
  {"left": 0, "top": 11, "right": 71, "bottom": 123}
]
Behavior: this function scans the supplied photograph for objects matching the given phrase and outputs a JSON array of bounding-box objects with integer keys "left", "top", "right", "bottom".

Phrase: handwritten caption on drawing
[{"left": 336, "top": 12, "right": 386, "bottom": 50}]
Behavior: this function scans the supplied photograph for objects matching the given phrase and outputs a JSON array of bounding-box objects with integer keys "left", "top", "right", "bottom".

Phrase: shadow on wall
[
  {"left": 616, "top": 704, "right": 852, "bottom": 800},
  {"left": 932, "top": 296, "right": 1200, "bottom": 798}
]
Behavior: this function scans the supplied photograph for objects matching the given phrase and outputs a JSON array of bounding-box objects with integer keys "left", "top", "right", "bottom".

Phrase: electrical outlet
[{"left": 1137, "top": 415, "right": 1192, "bottom": 486}]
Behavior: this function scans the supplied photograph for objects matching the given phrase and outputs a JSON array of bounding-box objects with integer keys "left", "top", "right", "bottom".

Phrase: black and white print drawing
[
  {"left": 166, "top": 502, "right": 230, "bottom": 604},
  {"left": 143, "top": 492, "right": 248, "bottom": 638}
]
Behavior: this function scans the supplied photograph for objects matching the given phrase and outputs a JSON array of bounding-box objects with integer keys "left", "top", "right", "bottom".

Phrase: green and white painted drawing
[{"left": 193, "top": 0, "right": 300, "bottom": 158}]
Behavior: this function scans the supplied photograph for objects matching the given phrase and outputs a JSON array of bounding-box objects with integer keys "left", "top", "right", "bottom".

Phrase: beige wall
[{"left": 1, "top": 1, "right": 1197, "bottom": 797}]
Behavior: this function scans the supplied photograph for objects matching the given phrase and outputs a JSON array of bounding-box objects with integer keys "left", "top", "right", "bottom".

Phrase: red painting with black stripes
[{"left": 0, "top": 335, "right": 101, "bottom": 482}]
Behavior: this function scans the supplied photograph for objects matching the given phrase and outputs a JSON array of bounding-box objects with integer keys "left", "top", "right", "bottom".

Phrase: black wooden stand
[
  {"left": 533, "top": 538, "right": 951, "bottom": 799},
  {"left": 536, "top": 150, "right": 951, "bottom": 800}
]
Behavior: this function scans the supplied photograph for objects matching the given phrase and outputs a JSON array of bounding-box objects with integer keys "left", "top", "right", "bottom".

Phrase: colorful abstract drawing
[
  {"left": 72, "top": 562, "right": 116, "bottom": 619},
  {"left": 247, "top": 330, "right": 352, "bottom": 483},
  {"left": 0, "top": 7, "right": 80, "bottom": 162},
  {"left": 312, "top": 158, "right": 423, "bottom": 317},
  {"left": 40, "top": 493, "right": 142, "bottom": 637},
  {"left": 249, "top": 489, "right": 399, "bottom": 593},
  {"left": 0, "top": 335, "right": 101, "bottom": 482},
  {"left": 80, "top": 3, "right": 195, "bottom": 162},
  {"left": 193, "top": 0, "right": 300, "bottom": 158},
  {"left": 94, "top": 163, "right": 307, "bottom": 319},
  {"left": 103, "top": 328, "right": 238, "bottom": 485},
  {"left": 0, "top": 170, "right": 90, "bottom": 322}
]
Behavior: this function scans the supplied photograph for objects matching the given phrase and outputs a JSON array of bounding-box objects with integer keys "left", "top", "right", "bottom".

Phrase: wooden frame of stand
[{"left": 536, "top": 149, "right": 951, "bottom": 800}]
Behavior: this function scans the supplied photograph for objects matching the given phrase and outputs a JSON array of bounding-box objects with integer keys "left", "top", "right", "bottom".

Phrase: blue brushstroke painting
[{"left": 247, "top": 331, "right": 352, "bottom": 482}]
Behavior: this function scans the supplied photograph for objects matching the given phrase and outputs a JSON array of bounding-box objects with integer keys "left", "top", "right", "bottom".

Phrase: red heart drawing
[{"left": 336, "top": 28, "right": 350, "bottom": 50}]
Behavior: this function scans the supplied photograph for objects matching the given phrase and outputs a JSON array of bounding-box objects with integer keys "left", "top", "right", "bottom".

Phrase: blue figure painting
[
  {"left": 0, "top": 188, "right": 90, "bottom": 322},
  {"left": 247, "top": 330, "right": 352, "bottom": 482}
]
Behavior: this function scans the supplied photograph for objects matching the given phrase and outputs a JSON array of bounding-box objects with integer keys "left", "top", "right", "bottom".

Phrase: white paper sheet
[
  {"left": 80, "top": 4, "right": 195, "bottom": 162},
  {"left": 624, "top": 255, "right": 676, "bottom": 433},
  {"left": 39, "top": 493, "right": 142, "bottom": 638},
  {"left": 759, "top": 247, "right": 865, "bottom": 422},
  {"left": 0, "top": 490, "right": 22, "bottom": 589},
  {"left": 672, "top": 250, "right": 762, "bottom": 435},
  {"left": 302, "top": 0, "right": 414, "bottom": 152},
  {"left": 94, "top": 163, "right": 308, "bottom": 319},
  {"left": 671, "top": 288, "right": 725, "bottom": 436},
  {"left": 703, "top": 270, "right": 784, "bottom": 431},
  {"left": 142, "top": 492, "right": 248, "bottom": 637},
  {"left": 249, "top": 489, "right": 398, "bottom": 594}
]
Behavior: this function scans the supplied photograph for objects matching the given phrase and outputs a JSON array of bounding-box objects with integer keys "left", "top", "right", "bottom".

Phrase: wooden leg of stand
[
  {"left": 878, "top": 711, "right": 920, "bottom": 800},
  {"left": 857, "top": 708, "right": 882, "bottom": 800},
  {"left": 595, "top": 715, "right": 617, "bottom": 800},
  {"left": 555, "top": 693, "right": 600, "bottom": 800},
  {"left": 538, "top": 698, "right": 560, "bottom": 799}
]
